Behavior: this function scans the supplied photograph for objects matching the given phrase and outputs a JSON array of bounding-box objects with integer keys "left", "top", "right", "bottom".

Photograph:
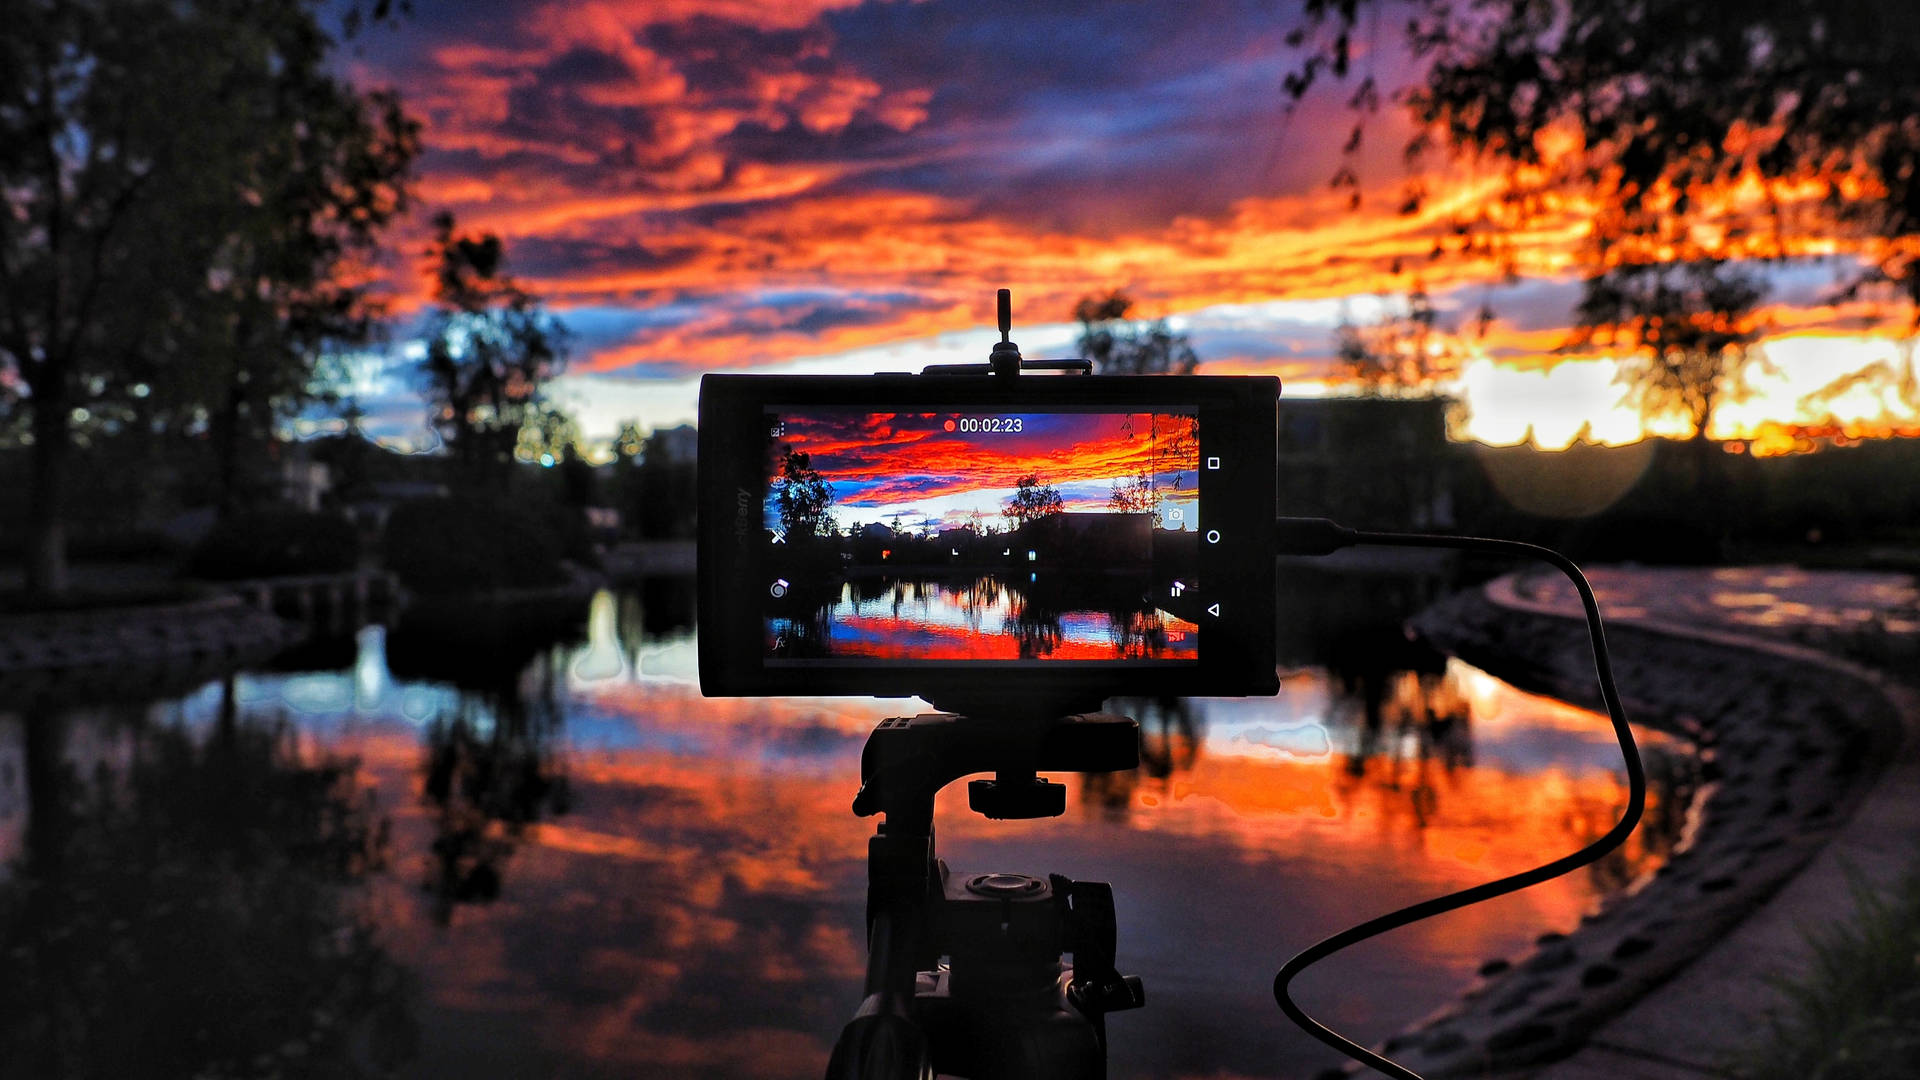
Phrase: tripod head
[
  {"left": 853, "top": 707, "right": 1135, "bottom": 824},
  {"left": 830, "top": 708, "right": 1146, "bottom": 1080}
]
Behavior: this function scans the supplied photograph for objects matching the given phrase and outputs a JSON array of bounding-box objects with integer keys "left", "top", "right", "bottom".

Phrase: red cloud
[
  {"left": 773, "top": 411, "right": 1191, "bottom": 512},
  {"left": 349, "top": 0, "right": 1909, "bottom": 411}
]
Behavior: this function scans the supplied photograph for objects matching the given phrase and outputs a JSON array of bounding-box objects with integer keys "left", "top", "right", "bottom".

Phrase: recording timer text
[{"left": 947, "top": 417, "right": 1023, "bottom": 433}]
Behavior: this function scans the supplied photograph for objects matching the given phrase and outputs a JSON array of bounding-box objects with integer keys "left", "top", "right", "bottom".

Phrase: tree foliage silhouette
[
  {"left": 1283, "top": 0, "right": 1908, "bottom": 449},
  {"left": 1569, "top": 260, "right": 1770, "bottom": 443},
  {"left": 419, "top": 212, "right": 568, "bottom": 492},
  {"left": 1073, "top": 291, "right": 1200, "bottom": 375},
  {"left": 1004, "top": 474, "right": 1065, "bottom": 531},
  {"left": 1108, "top": 468, "right": 1159, "bottom": 525},
  {"left": 773, "top": 447, "right": 835, "bottom": 542},
  {"left": 0, "top": 0, "right": 416, "bottom": 595},
  {"left": 1332, "top": 285, "right": 1472, "bottom": 396},
  {"left": 1286, "top": 1, "right": 1920, "bottom": 305}
]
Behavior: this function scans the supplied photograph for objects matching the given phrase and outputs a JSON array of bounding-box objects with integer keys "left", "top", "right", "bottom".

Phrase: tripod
[{"left": 825, "top": 708, "right": 1148, "bottom": 1080}]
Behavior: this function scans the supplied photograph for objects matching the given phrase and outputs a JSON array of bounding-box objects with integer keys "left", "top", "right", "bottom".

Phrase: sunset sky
[
  {"left": 765, "top": 410, "right": 1198, "bottom": 533},
  {"left": 326, "top": 0, "right": 1920, "bottom": 453}
]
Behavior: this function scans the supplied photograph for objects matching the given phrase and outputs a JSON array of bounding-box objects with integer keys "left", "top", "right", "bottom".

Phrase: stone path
[
  {"left": 1502, "top": 566, "right": 1920, "bottom": 694},
  {"left": 1503, "top": 569, "right": 1920, "bottom": 1080},
  {"left": 1361, "top": 567, "right": 1919, "bottom": 1079}
]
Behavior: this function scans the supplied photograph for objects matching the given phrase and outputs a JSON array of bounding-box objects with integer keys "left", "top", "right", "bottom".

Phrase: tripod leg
[
  {"left": 825, "top": 1005, "right": 933, "bottom": 1080},
  {"left": 833, "top": 876, "right": 936, "bottom": 1076}
]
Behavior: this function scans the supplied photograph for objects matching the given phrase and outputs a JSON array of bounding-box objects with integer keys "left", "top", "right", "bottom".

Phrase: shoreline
[
  {"left": 0, "top": 567, "right": 616, "bottom": 708},
  {"left": 1366, "top": 571, "right": 1915, "bottom": 1078},
  {"left": 0, "top": 596, "right": 299, "bottom": 709}
]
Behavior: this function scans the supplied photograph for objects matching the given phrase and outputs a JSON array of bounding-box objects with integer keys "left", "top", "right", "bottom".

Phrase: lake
[
  {"left": 0, "top": 582, "right": 1688, "bottom": 1079},
  {"left": 769, "top": 572, "right": 1200, "bottom": 661}
]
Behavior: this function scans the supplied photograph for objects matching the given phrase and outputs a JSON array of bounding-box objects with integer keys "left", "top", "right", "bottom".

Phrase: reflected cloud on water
[
  {"left": 0, "top": 584, "right": 1692, "bottom": 1079},
  {"left": 771, "top": 573, "right": 1198, "bottom": 661}
]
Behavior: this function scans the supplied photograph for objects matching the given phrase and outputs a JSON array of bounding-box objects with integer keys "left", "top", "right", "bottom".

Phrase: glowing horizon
[
  {"left": 762, "top": 409, "right": 1200, "bottom": 533},
  {"left": 326, "top": 1, "right": 1920, "bottom": 456}
]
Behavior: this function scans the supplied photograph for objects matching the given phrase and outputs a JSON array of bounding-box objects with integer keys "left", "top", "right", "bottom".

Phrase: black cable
[{"left": 1269, "top": 518, "right": 1645, "bottom": 1080}]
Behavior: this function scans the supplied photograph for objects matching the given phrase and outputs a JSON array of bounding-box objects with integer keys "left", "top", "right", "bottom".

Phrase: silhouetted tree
[
  {"left": 514, "top": 403, "right": 583, "bottom": 467},
  {"left": 1153, "top": 413, "right": 1203, "bottom": 495},
  {"left": 1332, "top": 285, "right": 1472, "bottom": 396},
  {"left": 615, "top": 425, "right": 697, "bottom": 539},
  {"left": 773, "top": 447, "right": 835, "bottom": 542},
  {"left": 514, "top": 402, "right": 595, "bottom": 508},
  {"left": 611, "top": 420, "right": 645, "bottom": 534},
  {"left": 1286, "top": 1, "right": 1920, "bottom": 311},
  {"left": 1003, "top": 473, "right": 1065, "bottom": 530},
  {"left": 613, "top": 420, "right": 647, "bottom": 463},
  {"left": 1073, "top": 291, "right": 1200, "bottom": 375},
  {"left": 1568, "top": 261, "right": 1769, "bottom": 445},
  {"left": 419, "top": 211, "right": 568, "bottom": 492},
  {"left": 0, "top": 0, "right": 416, "bottom": 595},
  {"left": 1108, "top": 468, "right": 1158, "bottom": 524}
]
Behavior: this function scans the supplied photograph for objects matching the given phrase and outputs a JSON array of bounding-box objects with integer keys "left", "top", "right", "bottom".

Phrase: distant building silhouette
[
  {"left": 1050, "top": 511, "right": 1151, "bottom": 567},
  {"left": 649, "top": 424, "right": 698, "bottom": 466},
  {"left": 1278, "top": 398, "right": 1457, "bottom": 530}
]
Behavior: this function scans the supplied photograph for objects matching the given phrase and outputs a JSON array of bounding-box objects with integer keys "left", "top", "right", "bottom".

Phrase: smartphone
[{"left": 697, "top": 373, "right": 1278, "bottom": 713}]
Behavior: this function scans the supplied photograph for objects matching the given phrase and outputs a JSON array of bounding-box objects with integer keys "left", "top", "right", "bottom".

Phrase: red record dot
[{"left": 944, "top": 419, "right": 956, "bottom": 431}]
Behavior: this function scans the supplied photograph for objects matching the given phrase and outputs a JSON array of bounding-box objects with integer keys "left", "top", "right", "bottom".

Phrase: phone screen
[{"left": 760, "top": 408, "right": 1205, "bottom": 664}]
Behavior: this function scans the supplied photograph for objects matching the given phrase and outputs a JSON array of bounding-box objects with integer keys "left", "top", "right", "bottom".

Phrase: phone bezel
[{"left": 697, "top": 373, "right": 1278, "bottom": 705}]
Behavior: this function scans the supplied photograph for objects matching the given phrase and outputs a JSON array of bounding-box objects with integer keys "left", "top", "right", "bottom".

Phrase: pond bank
[
  {"left": 1370, "top": 569, "right": 1919, "bottom": 1079},
  {"left": 0, "top": 597, "right": 297, "bottom": 708},
  {"left": 601, "top": 538, "right": 694, "bottom": 578},
  {"left": 0, "top": 565, "right": 614, "bottom": 706}
]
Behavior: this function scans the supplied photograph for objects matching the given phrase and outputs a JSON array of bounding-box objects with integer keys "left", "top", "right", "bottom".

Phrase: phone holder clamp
[{"left": 922, "top": 288, "right": 1093, "bottom": 377}]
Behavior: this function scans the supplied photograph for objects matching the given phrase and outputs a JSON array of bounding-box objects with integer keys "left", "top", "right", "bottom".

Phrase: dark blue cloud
[{"left": 813, "top": 0, "right": 1399, "bottom": 228}]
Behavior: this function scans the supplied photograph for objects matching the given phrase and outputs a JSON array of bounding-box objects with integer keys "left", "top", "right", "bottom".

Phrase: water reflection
[
  {"left": 0, "top": 581, "right": 1691, "bottom": 1080},
  {"left": 419, "top": 670, "right": 572, "bottom": 923},
  {"left": 1100, "top": 651, "right": 1683, "bottom": 890},
  {"left": 382, "top": 600, "right": 588, "bottom": 922},
  {"left": 770, "top": 573, "right": 1198, "bottom": 661},
  {"left": 1332, "top": 664, "right": 1474, "bottom": 832},
  {"left": 0, "top": 697, "right": 416, "bottom": 1076}
]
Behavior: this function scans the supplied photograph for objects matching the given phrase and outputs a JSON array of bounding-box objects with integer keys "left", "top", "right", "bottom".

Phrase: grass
[{"left": 1731, "top": 864, "right": 1920, "bottom": 1080}]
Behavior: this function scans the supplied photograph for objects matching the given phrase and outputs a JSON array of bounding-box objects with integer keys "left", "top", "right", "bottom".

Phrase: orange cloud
[{"left": 341, "top": 0, "right": 1920, "bottom": 451}]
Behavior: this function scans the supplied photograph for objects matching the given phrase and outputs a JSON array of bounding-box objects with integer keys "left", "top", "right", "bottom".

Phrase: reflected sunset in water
[
  {"left": 771, "top": 576, "right": 1200, "bottom": 662},
  {"left": 0, "top": 588, "right": 1684, "bottom": 1079}
]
